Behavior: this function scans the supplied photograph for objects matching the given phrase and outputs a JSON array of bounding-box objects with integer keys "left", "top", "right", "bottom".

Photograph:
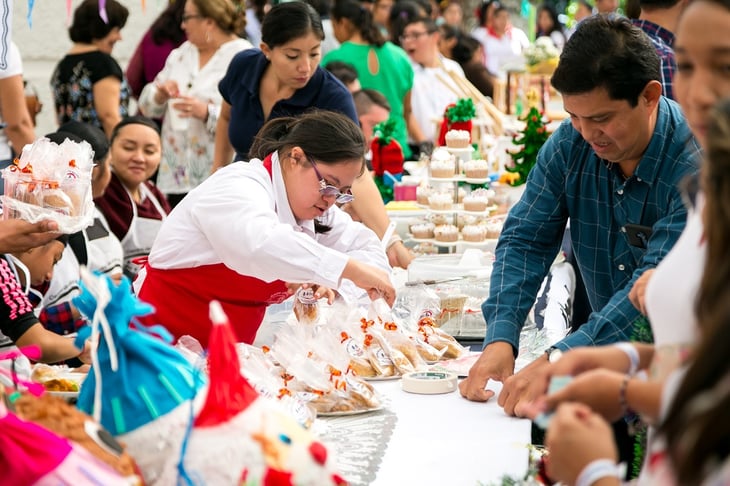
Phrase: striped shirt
[{"left": 483, "top": 97, "right": 701, "bottom": 352}]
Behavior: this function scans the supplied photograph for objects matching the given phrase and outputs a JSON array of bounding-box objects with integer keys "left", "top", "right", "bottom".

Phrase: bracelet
[
  {"left": 575, "top": 459, "right": 626, "bottom": 486},
  {"left": 613, "top": 341, "right": 639, "bottom": 375},
  {"left": 618, "top": 373, "right": 632, "bottom": 417},
  {"left": 386, "top": 234, "right": 403, "bottom": 250}
]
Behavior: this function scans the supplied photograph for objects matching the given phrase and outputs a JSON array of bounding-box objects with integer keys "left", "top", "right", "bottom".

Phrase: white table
[{"left": 321, "top": 379, "right": 531, "bottom": 485}]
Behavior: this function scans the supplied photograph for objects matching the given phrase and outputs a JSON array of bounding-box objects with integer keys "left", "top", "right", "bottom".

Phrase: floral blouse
[{"left": 51, "top": 50, "right": 130, "bottom": 131}]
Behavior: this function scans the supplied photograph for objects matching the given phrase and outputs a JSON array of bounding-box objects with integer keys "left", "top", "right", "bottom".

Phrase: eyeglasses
[
  {"left": 399, "top": 31, "right": 432, "bottom": 42},
  {"left": 307, "top": 155, "right": 354, "bottom": 204},
  {"left": 182, "top": 13, "right": 203, "bottom": 23}
]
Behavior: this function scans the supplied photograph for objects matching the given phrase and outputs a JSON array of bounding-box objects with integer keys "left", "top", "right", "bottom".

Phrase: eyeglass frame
[
  {"left": 399, "top": 30, "right": 434, "bottom": 43},
  {"left": 306, "top": 155, "right": 355, "bottom": 204},
  {"left": 181, "top": 13, "right": 203, "bottom": 23}
]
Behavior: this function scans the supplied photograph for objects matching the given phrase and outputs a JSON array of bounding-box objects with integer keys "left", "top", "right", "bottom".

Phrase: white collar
[{"left": 270, "top": 151, "right": 316, "bottom": 237}]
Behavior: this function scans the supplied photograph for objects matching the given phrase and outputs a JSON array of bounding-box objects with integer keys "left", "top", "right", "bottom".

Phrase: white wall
[{"left": 11, "top": 0, "right": 167, "bottom": 136}]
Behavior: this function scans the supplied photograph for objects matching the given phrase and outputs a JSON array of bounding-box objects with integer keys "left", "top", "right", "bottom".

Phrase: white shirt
[
  {"left": 645, "top": 193, "right": 705, "bottom": 381},
  {"left": 138, "top": 38, "right": 252, "bottom": 195},
  {"left": 472, "top": 27, "right": 529, "bottom": 77},
  {"left": 0, "top": 43, "right": 23, "bottom": 161},
  {"left": 410, "top": 57, "right": 466, "bottom": 143},
  {"left": 140, "top": 153, "right": 390, "bottom": 302}
]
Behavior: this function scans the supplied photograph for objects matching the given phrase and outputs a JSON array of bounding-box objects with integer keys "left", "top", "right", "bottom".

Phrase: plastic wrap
[{"left": 2, "top": 138, "right": 95, "bottom": 233}]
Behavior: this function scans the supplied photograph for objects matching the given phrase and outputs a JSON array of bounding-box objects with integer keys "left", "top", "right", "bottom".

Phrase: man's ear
[{"left": 641, "top": 80, "right": 663, "bottom": 108}]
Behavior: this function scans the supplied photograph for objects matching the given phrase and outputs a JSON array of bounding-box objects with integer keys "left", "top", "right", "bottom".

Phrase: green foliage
[
  {"left": 504, "top": 106, "right": 548, "bottom": 186},
  {"left": 373, "top": 118, "right": 398, "bottom": 146},
  {"left": 445, "top": 98, "right": 476, "bottom": 123}
]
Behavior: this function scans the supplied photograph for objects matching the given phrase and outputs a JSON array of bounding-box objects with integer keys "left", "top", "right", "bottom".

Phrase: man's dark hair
[{"left": 551, "top": 15, "right": 660, "bottom": 106}]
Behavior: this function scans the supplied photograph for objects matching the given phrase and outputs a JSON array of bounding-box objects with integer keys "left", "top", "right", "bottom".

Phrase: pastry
[
  {"left": 429, "top": 148, "right": 455, "bottom": 178},
  {"left": 433, "top": 224, "right": 459, "bottom": 242},
  {"left": 428, "top": 192, "right": 454, "bottom": 210},
  {"left": 416, "top": 185, "right": 432, "bottom": 205},
  {"left": 463, "top": 188, "right": 494, "bottom": 212},
  {"left": 444, "top": 129, "right": 471, "bottom": 148},
  {"left": 461, "top": 224, "right": 487, "bottom": 242},
  {"left": 410, "top": 222, "right": 435, "bottom": 239},
  {"left": 463, "top": 159, "right": 490, "bottom": 179}
]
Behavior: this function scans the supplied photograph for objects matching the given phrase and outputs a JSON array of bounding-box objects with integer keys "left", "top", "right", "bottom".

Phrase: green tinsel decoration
[
  {"left": 627, "top": 314, "right": 654, "bottom": 478},
  {"left": 445, "top": 98, "right": 476, "bottom": 122},
  {"left": 372, "top": 119, "right": 397, "bottom": 146}
]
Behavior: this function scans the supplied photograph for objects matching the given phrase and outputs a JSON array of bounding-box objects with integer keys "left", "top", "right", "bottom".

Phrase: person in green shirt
[{"left": 324, "top": 0, "right": 429, "bottom": 160}]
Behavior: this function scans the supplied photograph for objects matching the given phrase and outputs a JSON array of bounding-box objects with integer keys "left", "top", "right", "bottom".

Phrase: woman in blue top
[
  {"left": 213, "top": 1, "right": 414, "bottom": 269},
  {"left": 213, "top": 2, "right": 357, "bottom": 165}
]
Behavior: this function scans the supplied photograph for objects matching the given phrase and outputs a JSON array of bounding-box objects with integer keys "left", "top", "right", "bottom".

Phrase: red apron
[{"left": 137, "top": 155, "right": 289, "bottom": 348}]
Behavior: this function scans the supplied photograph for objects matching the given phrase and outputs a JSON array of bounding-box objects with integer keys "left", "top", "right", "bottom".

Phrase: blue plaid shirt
[
  {"left": 632, "top": 19, "right": 676, "bottom": 100},
  {"left": 483, "top": 97, "right": 701, "bottom": 352}
]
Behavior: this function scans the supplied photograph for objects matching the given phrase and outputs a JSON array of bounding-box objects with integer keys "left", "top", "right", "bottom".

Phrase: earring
[{"left": 205, "top": 30, "right": 211, "bottom": 43}]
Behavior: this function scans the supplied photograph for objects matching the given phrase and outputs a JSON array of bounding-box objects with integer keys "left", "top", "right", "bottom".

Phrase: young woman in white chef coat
[{"left": 135, "top": 110, "right": 395, "bottom": 348}]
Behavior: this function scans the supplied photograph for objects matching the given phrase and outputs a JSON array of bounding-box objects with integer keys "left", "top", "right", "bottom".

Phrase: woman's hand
[
  {"left": 77, "top": 339, "right": 93, "bottom": 364},
  {"left": 387, "top": 240, "right": 414, "bottom": 269},
  {"left": 285, "top": 283, "right": 336, "bottom": 304},
  {"left": 545, "top": 402, "right": 619, "bottom": 485},
  {"left": 171, "top": 95, "right": 206, "bottom": 121},
  {"left": 154, "top": 80, "right": 181, "bottom": 104},
  {"left": 342, "top": 259, "right": 396, "bottom": 306}
]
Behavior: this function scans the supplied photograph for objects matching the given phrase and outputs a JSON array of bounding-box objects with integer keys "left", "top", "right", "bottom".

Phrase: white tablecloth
[{"left": 321, "top": 379, "right": 531, "bottom": 485}]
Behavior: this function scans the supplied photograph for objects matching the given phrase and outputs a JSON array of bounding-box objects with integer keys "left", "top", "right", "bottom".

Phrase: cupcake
[
  {"left": 410, "top": 221, "right": 435, "bottom": 239},
  {"left": 444, "top": 129, "right": 471, "bottom": 148},
  {"left": 456, "top": 214, "right": 478, "bottom": 230},
  {"left": 416, "top": 185, "right": 432, "bottom": 206},
  {"left": 463, "top": 188, "right": 493, "bottom": 212},
  {"left": 428, "top": 192, "right": 454, "bottom": 210},
  {"left": 429, "top": 213, "right": 450, "bottom": 226},
  {"left": 484, "top": 218, "right": 504, "bottom": 239},
  {"left": 461, "top": 224, "right": 487, "bottom": 242},
  {"left": 434, "top": 224, "right": 459, "bottom": 242},
  {"left": 430, "top": 148, "right": 456, "bottom": 178},
  {"left": 463, "top": 159, "right": 490, "bottom": 179}
]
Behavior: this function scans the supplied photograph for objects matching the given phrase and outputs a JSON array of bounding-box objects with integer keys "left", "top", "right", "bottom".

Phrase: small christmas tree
[{"left": 505, "top": 91, "right": 549, "bottom": 186}]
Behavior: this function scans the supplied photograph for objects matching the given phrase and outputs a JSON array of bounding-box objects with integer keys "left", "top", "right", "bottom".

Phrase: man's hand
[
  {"left": 628, "top": 268, "right": 655, "bottom": 315},
  {"left": 500, "top": 354, "right": 552, "bottom": 416},
  {"left": 545, "top": 402, "right": 619, "bottom": 485},
  {"left": 0, "top": 219, "right": 60, "bottom": 254},
  {"left": 459, "top": 341, "right": 514, "bottom": 402}
]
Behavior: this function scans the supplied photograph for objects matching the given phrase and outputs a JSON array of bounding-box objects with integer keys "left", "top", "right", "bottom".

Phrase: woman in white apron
[{"left": 95, "top": 116, "right": 171, "bottom": 280}]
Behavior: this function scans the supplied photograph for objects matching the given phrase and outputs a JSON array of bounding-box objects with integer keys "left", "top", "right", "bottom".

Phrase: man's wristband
[
  {"left": 575, "top": 459, "right": 625, "bottom": 486},
  {"left": 613, "top": 342, "right": 639, "bottom": 375}
]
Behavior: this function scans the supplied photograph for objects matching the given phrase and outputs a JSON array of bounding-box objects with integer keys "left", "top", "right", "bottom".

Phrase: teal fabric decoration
[{"left": 73, "top": 272, "right": 206, "bottom": 436}]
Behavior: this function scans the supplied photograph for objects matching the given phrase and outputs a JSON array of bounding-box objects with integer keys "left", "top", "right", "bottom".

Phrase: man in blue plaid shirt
[{"left": 459, "top": 16, "right": 701, "bottom": 415}]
